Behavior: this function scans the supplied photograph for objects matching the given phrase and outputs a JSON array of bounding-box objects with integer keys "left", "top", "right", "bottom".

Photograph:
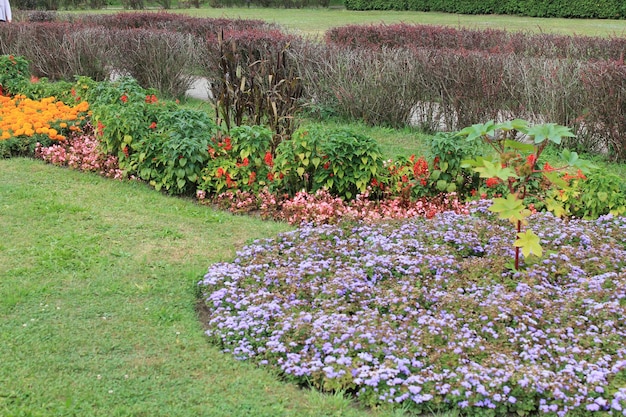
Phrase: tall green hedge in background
[{"left": 345, "top": 0, "right": 626, "bottom": 18}]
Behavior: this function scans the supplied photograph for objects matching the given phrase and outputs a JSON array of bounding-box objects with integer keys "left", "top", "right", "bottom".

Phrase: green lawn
[
  {"left": 70, "top": 6, "right": 626, "bottom": 38},
  {"left": 0, "top": 158, "right": 413, "bottom": 416},
  {"left": 175, "top": 7, "right": 626, "bottom": 37}
]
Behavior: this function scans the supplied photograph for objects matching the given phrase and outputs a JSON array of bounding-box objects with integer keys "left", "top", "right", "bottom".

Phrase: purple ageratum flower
[{"left": 199, "top": 211, "right": 626, "bottom": 415}]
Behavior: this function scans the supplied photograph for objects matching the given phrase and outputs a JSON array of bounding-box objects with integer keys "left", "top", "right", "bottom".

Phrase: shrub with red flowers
[{"left": 199, "top": 125, "right": 276, "bottom": 195}]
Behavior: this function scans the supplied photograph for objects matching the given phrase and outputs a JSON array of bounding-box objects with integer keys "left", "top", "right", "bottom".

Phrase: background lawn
[{"left": 175, "top": 7, "right": 626, "bottom": 37}]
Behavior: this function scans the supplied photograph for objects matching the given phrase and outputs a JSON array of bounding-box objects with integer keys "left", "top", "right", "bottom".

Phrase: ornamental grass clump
[{"left": 200, "top": 205, "right": 626, "bottom": 416}]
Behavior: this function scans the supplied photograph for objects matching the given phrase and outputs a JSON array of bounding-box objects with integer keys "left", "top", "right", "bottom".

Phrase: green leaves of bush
[
  {"left": 274, "top": 125, "right": 384, "bottom": 200},
  {"left": 135, "top": 108, "right": 219, "bottom": 194},
  {"left": 0, "top": 55, "right": 30, "bottom": 96}
]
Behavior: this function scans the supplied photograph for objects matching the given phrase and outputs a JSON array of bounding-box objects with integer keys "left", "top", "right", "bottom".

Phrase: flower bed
[{"left": 199, "top": 202, "right": 626, "bottom": 416}]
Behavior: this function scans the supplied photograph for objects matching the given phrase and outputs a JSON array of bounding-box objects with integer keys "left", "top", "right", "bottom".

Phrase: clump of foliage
[
  {"left": 205, "top": 29, "right": 304, "bottom": 147},
  {"left": 273, "top": 124, "right": 384, "bottom": 200},
  {"left": 460, "top": 119, "right": 595, "bottom": 269},
  {"left": 0, "top": 55, "right": 29, "bottom": 96},
  {"left": 198, "top": 125, "right": 275, "bottom": 195}
]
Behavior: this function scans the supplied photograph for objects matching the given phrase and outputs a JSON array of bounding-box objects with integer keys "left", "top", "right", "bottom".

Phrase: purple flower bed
[{"left": 199, "top": 202, "right": 626, "bottom": 416}]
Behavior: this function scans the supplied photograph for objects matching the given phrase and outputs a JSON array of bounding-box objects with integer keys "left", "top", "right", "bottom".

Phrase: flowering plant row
[{"left": 3, "top": 57, "right": 624, "bottom": 230}]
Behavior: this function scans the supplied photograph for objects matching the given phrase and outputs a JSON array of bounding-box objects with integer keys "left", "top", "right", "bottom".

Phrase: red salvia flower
[{"left": 486, "top": 177, "right": 500, "bottom": 188}]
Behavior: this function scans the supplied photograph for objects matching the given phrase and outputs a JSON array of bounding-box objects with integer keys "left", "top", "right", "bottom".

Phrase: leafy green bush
[
  {"left": 559, "top": 170, "right": 626, "bottom": 218},
  {"left": 90, "top": 77, "right": 166, "bottom": 169},
  {"left": 427, "top": 131, "right": 481, "bottom": 197},
  {"left": 199, "top": 125, "right": 275, "bottom": 195},
  {"left": 273, "top": 125, "right": 384, "bottom": 199},
  {"left": 0, "top": 55, "right": 30, "bottom": 96},
  {"left": 346, "top": 0, "right": 626, "bottom": 18},
  {"left": 132, "top": 108, "right": 219, "bottom": 194},
  {"left": 0, "top": 135, "right": 53, "bottom": 159},
  {"left": 17, "top": 78, "right": 75, "bottom": 103}
]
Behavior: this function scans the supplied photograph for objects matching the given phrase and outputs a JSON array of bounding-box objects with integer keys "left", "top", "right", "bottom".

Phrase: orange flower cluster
[{"left": 0, "top": 94, "right": 89, "bottom": 141}]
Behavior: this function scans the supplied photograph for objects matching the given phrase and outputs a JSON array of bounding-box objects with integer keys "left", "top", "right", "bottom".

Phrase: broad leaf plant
[{"left": 459, "top": 120, "right": 595, "bottom": 270}]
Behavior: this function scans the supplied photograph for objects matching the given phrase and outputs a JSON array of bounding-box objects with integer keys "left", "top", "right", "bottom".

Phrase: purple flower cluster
[{"left": 200, "top": 205, "right": 626, "bottom": 416}]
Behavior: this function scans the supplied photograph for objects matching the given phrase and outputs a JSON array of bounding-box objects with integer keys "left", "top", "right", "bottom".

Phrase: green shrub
[
  {"left": 199, "top": 125, "right": 275, "bottom": 195},
  {"left": 0, "top": 135, "right": 53, "bottom": 159},
  {"left": 132, "top": 108, "right": 219, "bottom": 195},
  {"left": 427, "top": 131, "right": 482, "bottom": 198},
  {"left": 0, "top": 55, "right": 30, "bottom": 96},
  {"left": 89, "top": 76, "right": 172, "bottom": 169},
  {"left": 345, "top": 0, "right": 626, "bottom": 18},
  {"left": 560, "top": 170, "right": 626, "bottom": 218},
  {"left": 273, "top": 125, "right": 384, "bottom": 199},
  {"left": 17, "top": 78, "right": 75, "bottom": 103}
]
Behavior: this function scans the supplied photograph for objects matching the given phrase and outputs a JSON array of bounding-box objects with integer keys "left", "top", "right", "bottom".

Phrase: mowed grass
[
  {"left": 175, "top": 7, "right": 626, "bottom": 37},
  {"left": 0, "top": 158, "right": 410, "bottom": 417}
]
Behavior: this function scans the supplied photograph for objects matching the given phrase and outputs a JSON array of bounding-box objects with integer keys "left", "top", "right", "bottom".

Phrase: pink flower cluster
[
  {"left": 279, "top": 189, "right": 469, "bottom": 225},
  {"left": 36, "top": 128, "right": 124, "bottom": 179},
  {"left": 208, "top": 188, "right": 470, "bottom": 225}
]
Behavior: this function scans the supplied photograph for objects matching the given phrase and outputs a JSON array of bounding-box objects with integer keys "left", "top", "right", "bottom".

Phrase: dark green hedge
[{"left": 346, "top": 0, "right": 626, "bottom": 19}]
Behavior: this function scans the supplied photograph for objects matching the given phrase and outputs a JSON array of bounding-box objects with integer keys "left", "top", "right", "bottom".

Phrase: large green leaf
[
  {"left": 457, "top": 120, "right": 497, "bottom": 142},
  {"left": 527, "top": 123, "right": 575, "bottom": 145},
  {"left": 474, "top": 159, "right": 517, "bottom": 181},
  {"left": 488, "top": 194, "right": 531, "bottom": 225},
  {"left": 497, "top": 119, "right": 529, "bottom": 133},
  {"left": 514, "top": 229, "right": 543, "bottom": 258},
  {"left": 503, "top": 139, "right": 535, "bottom": 153},
  {"left": 545, "top": 197, "right": 567, "bottom": 218}
]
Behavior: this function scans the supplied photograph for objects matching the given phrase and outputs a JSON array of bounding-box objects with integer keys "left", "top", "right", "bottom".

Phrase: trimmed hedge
[
  {"left": 326, "top": 23, "right": 626, "bottom": 60},
  {"left": 345, "top": 0, "right": 626, "bottom": 19}
]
